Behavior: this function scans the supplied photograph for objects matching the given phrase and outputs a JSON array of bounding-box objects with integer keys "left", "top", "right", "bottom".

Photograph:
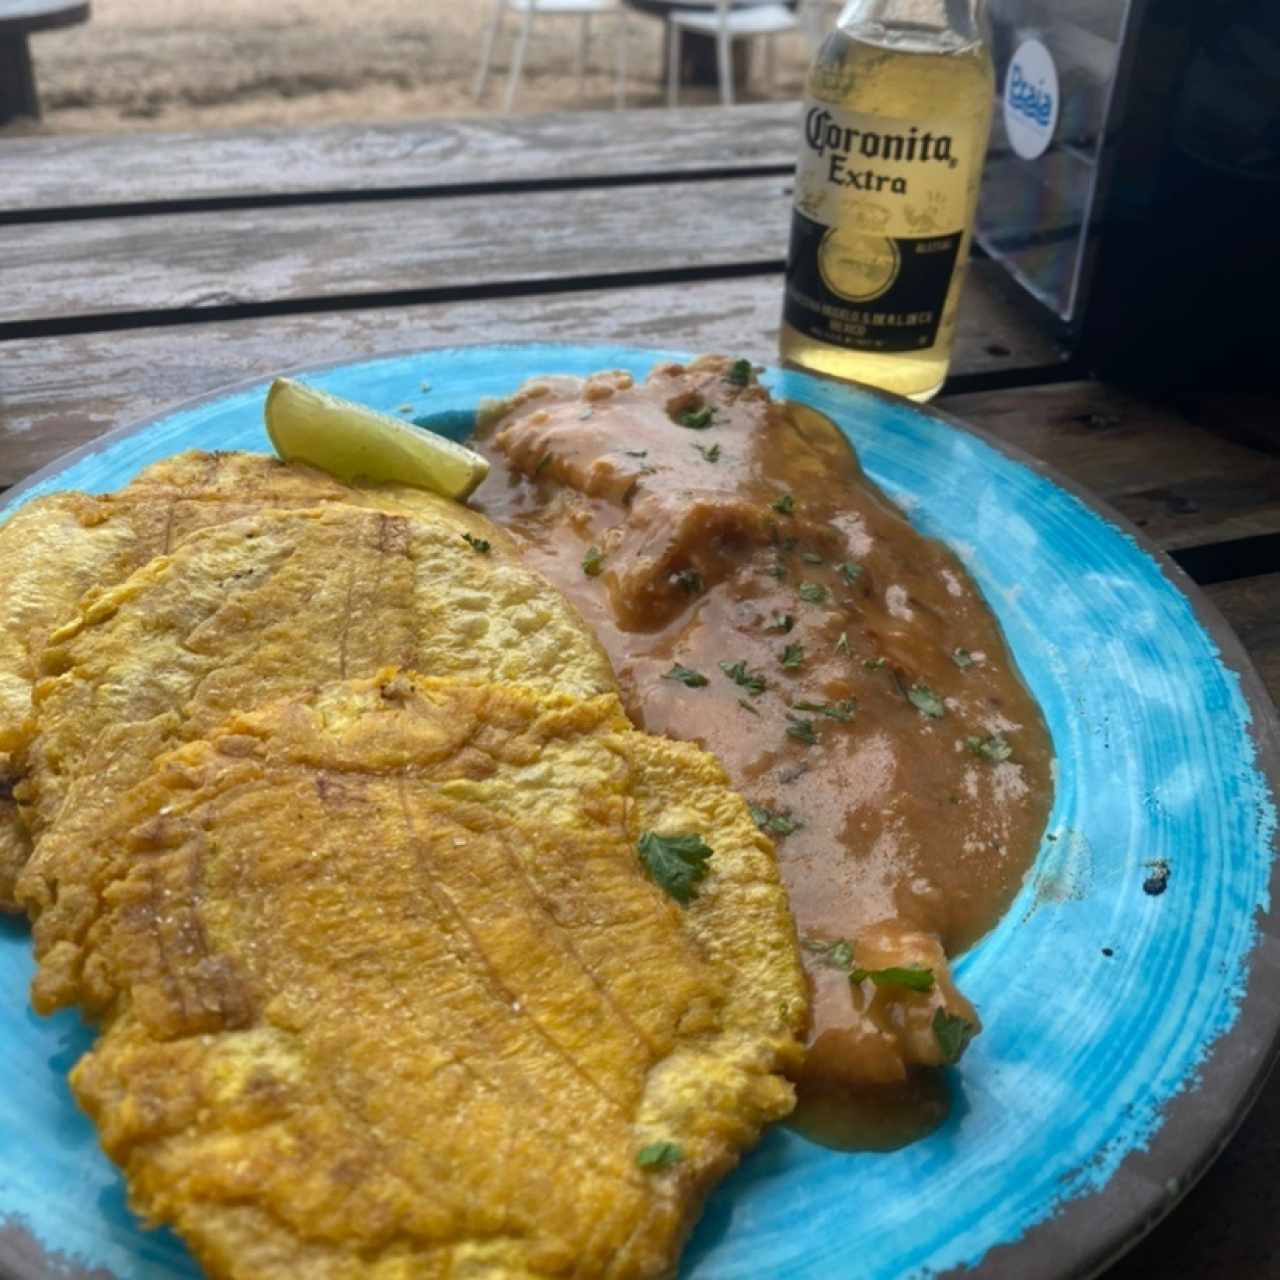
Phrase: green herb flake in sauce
[
  {"left": 952, "top": 648, "right": 975, "bottom": 668},
  {"left": 766, "top": 613, "right": 795, "bottom": 633},
  {"left": 636, "top": 1141, "right": 684, "bottom": 1169},
  {"left": 749, "top": 804, "right": 803, "bottom": 838},
  {"left": 798, "top": 582, "right": 828, "bottom": 605},
  {"left": 794, "top": 698, "right": 855, "bottom": 722},
  {"left": 677, "top": 405, "right": 714, "bottom": 429},
  {"left": 838, "top": 562, "right": 863, "bottom": 584},
  {"left": 769, "top": 559, "right": 787, "bottom": 581},
  {"left": 695, "top": 442, "right": 721, "bottom": 462},
  {"left": 725, "top": 358, "right": 753, "bottom": 386},
  {"left": 771, "top": 494, "right": 795, "bottom": 515},
  {"left": 578, "top": 408, "right": 594, "bottom": 420},
  {"left": 737, "top": 697, "right": 761, "bottom": 715},
  {"left": 850, "top": 965, "right": 935, "bottom": 993},
  {"left": 967, "top": 734, "right": 1012, "bottom": 762},
  {"left": 636, "top": 832, "right": 714, "bottom": 904},
  {"left": 582, "top": 546, "right": 606, "bottom": 577},
  {"left": 836, "top": 632, "right": 850, "bottom": 655},
  {"left": 864, "top": 656, "right": 886, "bottom": 670},
  {"left": 673, "top": 568, "right": 703, "bottom": 595},
  {"left": 623, "top": 449, "right": 648, "bottom": 458},
  {"left": 461, "top": 533, "right": 491, "bottom": 555},
  {"left": 933, "top": 1009, "right": 977, "bottom": 1065},
  {"left": 534, "top": 453, "right": 553, "bottom": 476},
  {"left": 719, "top": 660, "right": 766, "bottom": 696},
  {"left": 800, "top": 552, "right": 824, "bottom": 565},
  {"left": 786, "top": 717, "right": 817, "bottom": 746},
  {"left": 780, "top": 643, "right": 805, "bottom": 670},
  {"left": 907, "top": 684, "right": 946, "bottom": 718},
  {"left": 662, "top": 664, "right": 708, "bottom": 688}
]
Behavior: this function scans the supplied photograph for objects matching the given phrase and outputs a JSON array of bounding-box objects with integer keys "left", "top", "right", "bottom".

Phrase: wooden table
[
  {"left": 0, "top": 0, "right": 89, "bottom": 123},
  {"left": 2, "top": 102, "right": 1279, "bottom": 1277}
]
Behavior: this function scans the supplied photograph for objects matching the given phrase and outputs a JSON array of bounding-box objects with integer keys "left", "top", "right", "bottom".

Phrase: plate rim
[{"left": 2, "top": 341, "right": 1278, "bottom": 1280}]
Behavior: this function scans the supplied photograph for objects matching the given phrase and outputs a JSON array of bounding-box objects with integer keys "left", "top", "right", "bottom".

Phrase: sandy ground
[{"left": 9, "top": 0, "right": 815, "bottom": 137}]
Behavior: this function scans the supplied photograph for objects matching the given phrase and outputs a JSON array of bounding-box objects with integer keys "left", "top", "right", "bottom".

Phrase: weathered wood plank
[
  {"left": 0, "top": 268, "right": 1061, "bottom": 488},
  {"left": 0, "top": 175, "right": 793, "bottom": 325},
  {"left": 1203, "top": 575, "right": 1280, "bottom": 708},
  {"left": 0, "top": 103, "right": 799, "bottom": 215},
  {"left": 939, "top": 382, "right": 1280, "bottom": 552}
]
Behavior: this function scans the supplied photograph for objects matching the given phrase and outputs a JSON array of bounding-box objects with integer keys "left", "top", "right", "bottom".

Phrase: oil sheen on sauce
[{"left": 472, "top": 355, "right": 1053, "bottom": 1149}]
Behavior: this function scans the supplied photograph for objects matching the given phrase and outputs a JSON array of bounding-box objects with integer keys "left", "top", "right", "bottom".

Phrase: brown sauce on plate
[{"left": 472, "top": 355, "right": 1053, "bottom": 1147}]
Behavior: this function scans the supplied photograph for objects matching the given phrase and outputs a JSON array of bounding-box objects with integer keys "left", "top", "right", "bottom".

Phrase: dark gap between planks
[{"left": 0, "top": 165, "right": 798, "bottom": 227}]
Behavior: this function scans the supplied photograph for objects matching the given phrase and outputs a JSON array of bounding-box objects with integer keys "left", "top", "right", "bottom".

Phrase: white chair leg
[
  {"left": 576, "top": 14, "right": 591, "bottom": 101},
  {"left": 504, "top": 3, "right": 534, "bottom": 114},
  {"left": 614, "top": 10, "right": 628, "bottom": 109},
  {"left": 472, "top": 0, "right": 505, "bottom": 100},
  {"left": 667, "top": 22, "right": 681, "bottom": 108},
  {"left": 717, "top": 28, "right": 734, "bottom": 106}
]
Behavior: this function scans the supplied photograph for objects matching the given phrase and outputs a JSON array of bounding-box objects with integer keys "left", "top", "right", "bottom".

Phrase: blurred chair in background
[
  {"left": 665, "top": 0, "right": 829, "bottom": 107},
  {"left": 474, "top": 0, "right": 629, "bottom": 113}
]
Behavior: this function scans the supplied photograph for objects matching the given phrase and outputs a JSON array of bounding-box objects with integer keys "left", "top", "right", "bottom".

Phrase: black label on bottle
[{"left": 783, "top": 210, "right": 962, "bottom": 353}]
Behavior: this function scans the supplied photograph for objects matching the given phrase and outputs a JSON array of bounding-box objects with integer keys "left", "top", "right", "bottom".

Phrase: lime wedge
[{"left": 264, "top": 377, "right": 489, "bottom": 500}]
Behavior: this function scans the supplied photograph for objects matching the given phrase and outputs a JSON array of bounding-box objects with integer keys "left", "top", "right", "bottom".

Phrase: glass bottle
[{"left": 779, "top": 0, "right": 994, "bottom": 401}]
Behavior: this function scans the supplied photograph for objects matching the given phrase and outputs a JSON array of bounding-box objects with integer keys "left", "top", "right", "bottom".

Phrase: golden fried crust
[
  {"left": 0, "top": 450, "right": 515, "bottom": 912},
  {"left": 16, "top": 503, "right": 617, "bottom": 1000},
  {"left": 65, "top": 673, "right": 806, "bottom": 1280}
]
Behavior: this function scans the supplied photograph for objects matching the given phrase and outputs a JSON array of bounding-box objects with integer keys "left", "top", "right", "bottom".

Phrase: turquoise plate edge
[{"left": 0, "top": 343, "right": 1276, "bottom": 1280}]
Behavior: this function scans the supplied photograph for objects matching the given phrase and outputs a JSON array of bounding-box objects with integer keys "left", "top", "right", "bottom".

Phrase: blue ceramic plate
[{"left": 1, "top": 345, "right": 1277, "bottom": 1280}]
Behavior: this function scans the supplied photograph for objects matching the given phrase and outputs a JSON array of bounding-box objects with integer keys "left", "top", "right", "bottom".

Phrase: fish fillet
[
  {"left": 64, "top": 673, "right": 806, "bottom": 1278},
  {"left": 0, "top": 450, "right": 509, "bottom": 911},
  {"left": 17, "top": 503, "right": 615, "bottom": 1012}
]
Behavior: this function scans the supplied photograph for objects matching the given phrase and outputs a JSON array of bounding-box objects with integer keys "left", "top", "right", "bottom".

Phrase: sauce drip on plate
[{"left": 472, "top": 355, "right": 1053, "bottom": 1147}]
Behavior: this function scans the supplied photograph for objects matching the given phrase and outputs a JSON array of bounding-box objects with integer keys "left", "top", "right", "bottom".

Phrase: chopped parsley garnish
[
  {"left": 952, "top": 648, "right": 975, "bottom": 668},
  {"left": 623, "top": 448, "right": 648, "bottom": 458},
  {"left": 864, "top": 657, "right": 886, "bottom": 670},
  {"left": 850, "top": 965, "right": 935, "bottom": 993},
  {"left": 803, "top": 937, "right": 854, "bottom": 971},
  {"left": 801, "top": 552, "right": 824, "bottom": 565},
  {"left": 534, "top": 452, "right": 553, "bottom": 476},
  {"left": 636, "top": 1141, "right": 684, "bottom": 1169},
  {"left": 769, "top": 559, "right": 787, "bottom": 581},
  {"left": 582, "top": 546, "right": 606, "bottom": 577},
  {"left": 749, "top": 804, "right": 803, "bottom": 838},
  {"left": 766, "top": 613, "right": 795, "bottom": 633},
  {"left": 793, "top": 698, "right": 856, "bottom": 722},
  {"left": 780, "top": 643, "right": 805, "bottom": 670},
  {"left": 662, "top": 664, "right": 708, "bottom": 688},
  {"left": 798, "top": 582, "right": 828, "bottom": 605},
  {"left": 907, "top": 684, "right": 946, "bottom": 718},
  {"left": 837, "top": 562, "right": 863, "bottom": 584},
  {"left": 933, "top": 1009, "right": 977, "bottom": 1065},
  {"left": 677, "top": 405, "right": 714, "bottom": 429},
  {"left": 636, "top": 831, "right": 714, "bottom": 904},
  {"left": 695, "top": 443, "right": 721, "bottom": 462},
  {"left": 673, "top": 568, "right": 703, "bottom": 594},
  {"left": 967, "top": 734, "right": 1012, "bottom": 762},
  {"left": 461, "top": 532, "right": 491, "bottom": 554},
  {"left": 726, "top": 358, "right": 753, "bottom": 386},
  {"left": 719, "top": 659, "right": 766, "bottom": 696},
  {"left": 836, "top": 632, "right": 850, "bottom": 655},
  {"left": 786, "top": 717, "right": 817, "bottom": 746},
  {"left": 738, "top": 697, "right": 760, "bottom": 715},
  {"left": 771, "top": 494, "right": 795, "bottom": 515}
]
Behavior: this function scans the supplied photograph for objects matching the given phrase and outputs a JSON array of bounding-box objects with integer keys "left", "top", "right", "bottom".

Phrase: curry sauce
[{"left": 473, "top": 355, "right": 1053, "bottom": 1147}]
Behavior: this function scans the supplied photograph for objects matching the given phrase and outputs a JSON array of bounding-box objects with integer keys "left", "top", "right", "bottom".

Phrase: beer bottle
[{"left": 780, "top": 0, "right": 994, "bottom": 401}]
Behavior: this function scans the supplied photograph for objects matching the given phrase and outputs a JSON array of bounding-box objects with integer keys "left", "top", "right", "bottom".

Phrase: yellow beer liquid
[{"left": 780, "top": 27, "right": 994, "bottom": 401}]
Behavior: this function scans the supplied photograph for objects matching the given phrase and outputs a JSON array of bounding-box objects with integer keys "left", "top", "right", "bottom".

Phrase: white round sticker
[{"left": 1003, "top": 38, "right": 1059, "bottom": 160}]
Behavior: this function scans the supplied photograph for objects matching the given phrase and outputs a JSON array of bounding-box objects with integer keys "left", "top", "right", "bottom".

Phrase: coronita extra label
[{"left": 784, "top": 99, "right": 975, "bottom": 354}]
